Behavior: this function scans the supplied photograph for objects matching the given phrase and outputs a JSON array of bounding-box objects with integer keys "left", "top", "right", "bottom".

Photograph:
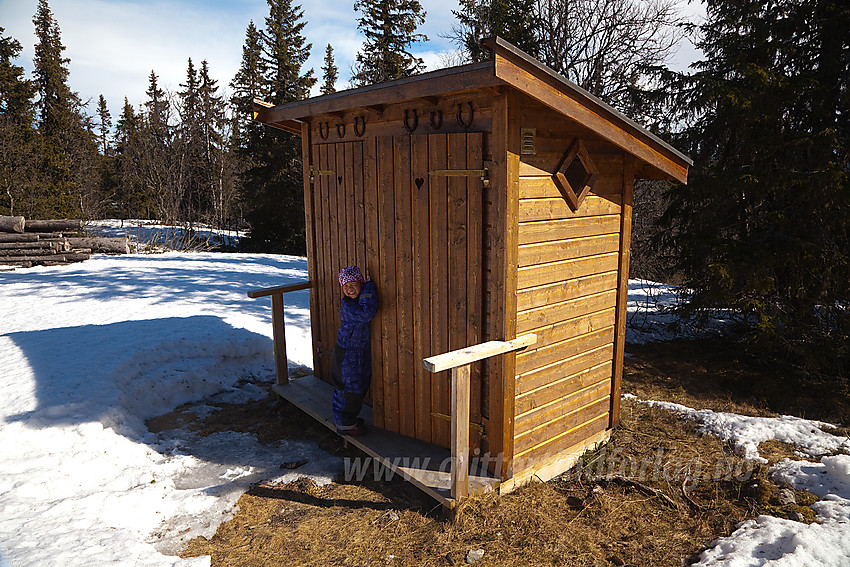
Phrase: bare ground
[{"left": 146, "top": 339, "right": 848, "bottom": 566}]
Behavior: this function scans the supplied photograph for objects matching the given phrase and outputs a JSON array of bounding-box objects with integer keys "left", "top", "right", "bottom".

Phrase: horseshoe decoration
[
  {"left": 318, "top": 121, "right": 330, "bottom": 140},
  {"left": 354, "top": 115, "right": 366, "bottom": 137},
  {"left": 429, "top": 110, "right": 443, "bottom": 130},
  {"left": 336, "top": 122, "right": 346, "bottom": 138},
  {"left": 404, "top": 108, "right": 419, "bottom": 133},
  {"left": 457, "top": 102, "right": 474, "bottom": 128}
]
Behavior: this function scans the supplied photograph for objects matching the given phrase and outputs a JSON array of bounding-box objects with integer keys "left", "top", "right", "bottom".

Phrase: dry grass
[{"left": 164, "top": 339, "right": 846, "bottom": 566}]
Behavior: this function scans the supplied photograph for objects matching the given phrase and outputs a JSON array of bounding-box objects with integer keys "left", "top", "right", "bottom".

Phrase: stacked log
[{"left": 0, "top": 216, "right": 130, "bottom": 268}]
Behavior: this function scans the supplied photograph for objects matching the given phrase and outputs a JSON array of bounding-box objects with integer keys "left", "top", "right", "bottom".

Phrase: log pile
[{"left": 0, "top": 216, "right": 131, "bottom": 269}]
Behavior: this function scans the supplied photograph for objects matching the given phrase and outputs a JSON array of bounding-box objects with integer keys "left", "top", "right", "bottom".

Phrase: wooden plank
[
  {"left": 517, "top": 343, "right": 614, "bottom": 395},
  {"left": 301, "top": 123, "right": 321, "bottom": 382},
  {"left": 344, "top": 141, "right": 357, "bottom": 265},
  {"left": 394, "top": 135, "right": 416, "bottom": 438},
  {"left": 517, "top": 271, "right": 618, "bottom": 311},
  {"left": 247, "top": 281, "right": 312, "bottom": 299},
  {"left": 316, "top": 143, "right": 332, "bottom": 381},
  {"left": 271, "top": 294, "right": 289, "bottom": 385},
  {"left": 312, "top": 112, "right": 494, "bottom": 143},
  {"left": 513, "top": 413, "right": 610, "bottom": 470},
  {"left": 502, "top": 89, "right": 521, "bottom": 480},
  {"left": 518, "top": 252, "right": 620, "bottom": 289},
  {"left": 447, "top": 132, "right": 469, "bottom": 445},
  {"left": 517, "top": 289, "right": 618, "bottom": 334},
  {"left": 519, "top": 195, "right": 622, "bottom": 222},
  {"left": 452, "top": 364, "right": 471, "bottom": 500},
  {"left": 515, "top": 325, "right": 614, "bottom": 375},
  {"left": 515, "top": 378, "right": 612, "bottom": 437},
  {"left": 486, "top": 93, "right": 509, "bottom": 472},
  {"left": 272, "top": 375, "right": 500, "bottom": 508},
  {"left": 506, "top": 427, "right": 610, "bottom": 490},
  {"left": 519, "top": 171, "right": 622, "bottom": 196},
  {"left": 363, "top": 137, "right": 385, "bottom": 427},
  {"left": 259, "top": 63, "right": 497, "bottom": 125},
  {"left": 429, "top": 133, "right": 451, "bottom": 448},
  {"left": 377, "top": 135, "right": 400, "bottom": 432},
  {"left": 424, "top": 335, "right": 537, "bottom": 373},
  {"left": 517, "top": 307, "right": 616, "bottom": 352},
  {"left": 492, "top": 49, "right": 689, "bottom": 182},
  {"left": 611, "top": 156, "right": 636, "bottom": 428},
  {"left": 466, "top": 131, "right": 485, "bottom": 449},
  {"left": 518, "top": 214, "right": 621, "bottom": 245},
  {"left": 515, "top": 396, "right": 609, "bottom": 454},
  {"left": 411, "top": 134, "right": 433, "bottom": 443},
  {"left": 329, "top": 144, "right": 343, "bottom": 343},
  {"left": 515, "top": 360, "right": 613, "bottom": 416},
  {"left": 518, "top": 233, "right": 621, "bottom": 267},
  {"left": 354, "top": 142, "right": 367, "bottom": 272}
]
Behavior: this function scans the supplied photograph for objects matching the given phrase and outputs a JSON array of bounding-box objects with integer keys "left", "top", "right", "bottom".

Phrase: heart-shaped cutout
[
  {"left": 415, "top": 177, "right": 425, "bottom": 189},
  {"left": 338, "top": 176, "right": 343, "bottom": 184}
]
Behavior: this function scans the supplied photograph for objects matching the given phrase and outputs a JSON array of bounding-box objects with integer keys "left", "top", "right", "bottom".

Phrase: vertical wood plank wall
[
  {"left": 308, "top": 132, "right": 485, "bottom": 449},
  {"left": 511, "top": 101, "right": 625, "bottom": 473}
]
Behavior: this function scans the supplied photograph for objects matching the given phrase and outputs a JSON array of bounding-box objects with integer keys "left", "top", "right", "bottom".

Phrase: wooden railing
[
  {"left": 247, "top": 281, "right": 312, "bottom": 385},
  {"left": 423, "top": 333, "right": 537, "bottom": 501}
]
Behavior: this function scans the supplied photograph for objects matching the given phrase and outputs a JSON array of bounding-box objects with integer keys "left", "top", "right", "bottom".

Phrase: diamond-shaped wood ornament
[{"left": 552, "top": 139, "right": 598, "bottom": 211}]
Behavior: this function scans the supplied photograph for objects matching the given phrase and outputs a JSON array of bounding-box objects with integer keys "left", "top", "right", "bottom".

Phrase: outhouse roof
[{"left": 254, "top": 37, "right": 691, "bottom": 183}]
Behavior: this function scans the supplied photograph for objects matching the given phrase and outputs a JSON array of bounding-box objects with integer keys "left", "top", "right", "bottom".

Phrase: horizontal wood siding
[{"left": 512, "top": 100, "right": 625, "bottom": 466}]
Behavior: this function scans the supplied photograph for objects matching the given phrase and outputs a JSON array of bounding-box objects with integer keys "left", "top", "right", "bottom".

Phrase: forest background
[{"left": 1, "top": 0, "right": 848, "bottom": 384}]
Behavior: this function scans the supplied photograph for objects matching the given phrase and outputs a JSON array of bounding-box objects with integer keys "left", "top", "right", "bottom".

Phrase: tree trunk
[
  {"left": 0, "top": 216, "right": 25, "bottom": 233},
  {"left": 24, "top": 219, "right": 83, "bottom": 232},
  {"left": 66, "top": 237, "right": 130, "bottom": 254},
  {"left": 0, "top": 233, "right": 39, "bottom": 243}
]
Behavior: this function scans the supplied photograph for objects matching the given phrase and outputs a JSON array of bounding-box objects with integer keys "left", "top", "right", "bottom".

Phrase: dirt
[{"left": 149, "top": 338, "right": 849, "bottom": 566}]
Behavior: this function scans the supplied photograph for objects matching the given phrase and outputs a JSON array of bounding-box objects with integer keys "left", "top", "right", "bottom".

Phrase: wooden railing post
[
  {"left": 247, "top": 281, "right": 312, "bottom": 387},
  {"left": 451, "top": 364, "right": 471, "bottom": 500},
  {"left": 423, "top": 333, "right": 537, "bottom": 503},
  {"left": 270, "top": 293, "right": 288, "bottom": 385}
]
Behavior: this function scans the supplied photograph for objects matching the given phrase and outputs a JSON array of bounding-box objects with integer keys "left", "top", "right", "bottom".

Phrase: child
[{"left": 331, "top": 266, "right": 378, "bottom": 436}]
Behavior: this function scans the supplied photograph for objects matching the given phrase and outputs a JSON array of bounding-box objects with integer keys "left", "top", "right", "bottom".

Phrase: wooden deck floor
[{"left": 272, "top": 375, "right": 501, "bottom": 508}]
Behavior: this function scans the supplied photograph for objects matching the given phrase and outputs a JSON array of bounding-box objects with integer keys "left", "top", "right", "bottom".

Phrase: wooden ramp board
[{"left": 272, "top": 375, "right": 500, "bottom": 508}]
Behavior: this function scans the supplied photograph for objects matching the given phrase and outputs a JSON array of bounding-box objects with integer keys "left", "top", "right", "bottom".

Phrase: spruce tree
[
  {"left": 237, "top": 0, "right": 316, "bottom": 253},
  {"left": 659, "top": 0, "right": 850, "bottom": 376},
  {"left": 96, "top": 94, "right": 111, "bottom": 155},
  {"left": 31, "top": 0, "right": 97, "bottom": 218},
  {"left": 351, "top": 0, "right": 427, "bottom": 86},
  {"left": 320, "top": 43, "right": 338, "bottom": 95},
  {"left": 230, "top": 21, "right": 264, "bottom": 137},
  {"left": 0, "top": 27, "right": 38, "bottom": 216},
  {"left": 451, "top": 0, "right": 540, "bottom": 62}
]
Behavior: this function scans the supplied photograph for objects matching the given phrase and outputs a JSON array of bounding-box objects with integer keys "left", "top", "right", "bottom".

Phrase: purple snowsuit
[{"left": 331, "top": 280, "right": 378, "bottom": 427}]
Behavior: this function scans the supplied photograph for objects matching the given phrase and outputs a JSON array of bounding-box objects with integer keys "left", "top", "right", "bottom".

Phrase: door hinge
[
  {"left": 309, "top": 169, "right": 335, "bottom": 183},
  {"left": 429, "top": 167, "right": 489, "bottom": 187}
]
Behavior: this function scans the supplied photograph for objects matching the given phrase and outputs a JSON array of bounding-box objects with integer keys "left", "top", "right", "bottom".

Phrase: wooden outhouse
[{"left": 252, "top": 37, "right": 690, "bottom": 505}]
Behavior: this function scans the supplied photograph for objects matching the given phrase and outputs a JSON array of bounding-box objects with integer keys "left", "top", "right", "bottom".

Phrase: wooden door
[{"left": 308, "top": 132, "right": 486, "bottom": 450}]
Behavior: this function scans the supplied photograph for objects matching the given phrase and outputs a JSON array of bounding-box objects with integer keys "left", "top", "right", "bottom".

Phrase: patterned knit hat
[{"left": 338, "top": 265, "right": 364, "bottom": 287}]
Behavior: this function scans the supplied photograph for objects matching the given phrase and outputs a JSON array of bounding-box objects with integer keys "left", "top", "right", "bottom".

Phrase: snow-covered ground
[
  {"left": 627, "top": 396, "right": 850, "bottom": 566},
  {"left": 87, "top": 219, "right": 245, "bottom": 251},
  {"left": 1, "top": 248, "right": 848, "bottom": 566},
  {"left": 0, "top": 252, "right": 336, "bottom": 567}
]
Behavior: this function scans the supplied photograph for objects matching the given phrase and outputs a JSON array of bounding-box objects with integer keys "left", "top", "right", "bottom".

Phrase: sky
[
  {"left": 0, "top": 223, "right": 847, "bottom": 565},
  {"left": 0, "top": 0, "right": 704, "bottom": 122}
]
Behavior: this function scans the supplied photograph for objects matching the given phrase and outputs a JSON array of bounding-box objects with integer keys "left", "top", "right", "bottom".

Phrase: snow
[
  {"left": 1, "top": 247, "right": 848, "bottom": 566},
  {"left": 624, "top": 396, "right": 850, "bottom": 463},
  {"left": 625, "top": 279, "right": 735, "bottom": 344},
  {"left": 626, "top": 395, "right": 850, "bottom": 566},
  {"left": 0, "top": 252, "right": 338, "bottom": 566}
]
